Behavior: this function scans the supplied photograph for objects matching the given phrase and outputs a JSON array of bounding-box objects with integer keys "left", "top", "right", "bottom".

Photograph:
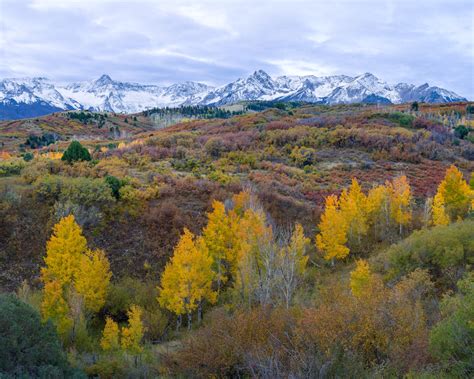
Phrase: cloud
[{"left": 0, "top": 0, "right": 472, "bottom": 98}]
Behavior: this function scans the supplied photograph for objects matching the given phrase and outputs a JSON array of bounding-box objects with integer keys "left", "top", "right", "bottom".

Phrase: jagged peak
[
  {"left": 250, "top": 69, "right": 272, "bottom": 80},
  {"left": 95, "top": 74, "right": 114, "bottom": 85}
]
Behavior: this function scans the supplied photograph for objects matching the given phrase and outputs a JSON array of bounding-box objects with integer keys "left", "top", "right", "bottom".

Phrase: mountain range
[{"left": 0, "top": 70, "right": 467, "bottom": 120}]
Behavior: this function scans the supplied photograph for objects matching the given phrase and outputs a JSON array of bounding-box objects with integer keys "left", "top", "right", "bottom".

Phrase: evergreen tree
[{"left": 61, "top": 141, "right": 91, "bottom": 164}]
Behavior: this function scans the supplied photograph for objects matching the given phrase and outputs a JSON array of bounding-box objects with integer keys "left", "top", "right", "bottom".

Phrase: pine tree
[
  {"left": 316, "top": 195, "right": 349, "bottom": 262},
  {"left": 61, "top": 141, "right": 91, "bottom": 164},
  {"left": 100, "top": 317, "right": 120, "bottom": 351},
  {"left": 121, "top": 305, "right": 145, "bottom": 354}
]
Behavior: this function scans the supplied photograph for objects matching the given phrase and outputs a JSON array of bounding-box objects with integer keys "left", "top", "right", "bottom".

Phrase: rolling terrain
[{"left": 0, "top": 101, "right": 473, "bottom": 377}]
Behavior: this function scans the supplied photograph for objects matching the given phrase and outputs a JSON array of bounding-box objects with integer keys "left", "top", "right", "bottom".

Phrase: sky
[{"left": 0, "top": 0, "right": 473, "bottom": 98}]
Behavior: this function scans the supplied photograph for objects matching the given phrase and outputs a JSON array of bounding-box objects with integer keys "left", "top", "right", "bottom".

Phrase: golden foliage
[
  {"left": 121, "top": 305, "right": 145, "bottom": 354},
  {"left": 434, "top": 165, "right": 471, "bottom": 222},
  {"left": 74, "top": 249, "right": 112, "bottom": 313},
  {"left": 316, "top": 195, "right": 349, "bottom": 261},
  {"left": 100, "top": 317, "right": 120, "bottom": 351},
  {"left": 158, "top": 229, "right": 216, "bottom": 316},
  {"left": 350, "top": 260, "right": 374, "bottom": 298},
  {"left": 432, "top": 192, "right": 449, "bottom": 226}
]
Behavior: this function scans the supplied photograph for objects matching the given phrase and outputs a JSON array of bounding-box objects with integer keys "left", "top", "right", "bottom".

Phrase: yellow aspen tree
[
  {"left": 432, "top": 192, "right": 449, "bottom": 226},
  {"left": 366, "top": 184, "right": 391, "bottom": 237},
  {"left": 350, "top": 259, "right": 374, "bottom": 298},
  {"left": 100, "top": 316, "right": 120, "bottom": 351},
  {"left": 387, "top": 176, "right": 412, "bottom": 235},
  {"left": 232, "top": 190, "right": 252, "bottom": 216},
  {"left": 233, "top": 208, "right": 272, "bottom": 305},
  {"left": 277, "top": 223, "right": 310, "bottom": 308},
  {"left": 316, "top": 195, "right": 349, "bottom": 262},
  {"left": 74, "top": 249, "right": 112, "bottom": 313},
  {"left": 202, "top": 200, "right": 237, "bottom": 292},
  {"left": 121, "top": 305, "right": 145, "bottom": 354},
  {"left": 288, "top": 223, "right": 310, "bottom": 274},
  {"left": 41, "top": 215, "right": 87, "bottom": 285},
  {"left": 41, "top": 280, "right": 72, "bottom": 336},
  {"left": 41, "top": 216, "right": 112, "bottom": 337},
  {"left": 158, "top": 229, "right": 216, "bottom": 329},
  {"left": 436, "top": 165, "right": 471, "bottom": 221},
  {"left": 339, "top": 178, "right": 368, "bottom": 246}
]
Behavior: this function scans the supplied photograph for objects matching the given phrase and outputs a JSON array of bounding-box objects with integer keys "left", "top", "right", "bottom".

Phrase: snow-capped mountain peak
[
  {"left": 95, "top": 74, "right": 114, "bottom": 86},
  {"left": 0, "top": 70, "right": 468, "bottom": 120}
]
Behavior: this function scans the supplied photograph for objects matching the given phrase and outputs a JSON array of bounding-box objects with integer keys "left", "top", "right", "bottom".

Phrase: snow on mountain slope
[
  {"left": 199, "top": 70, "right": 282, "bottom": 105},
  {"left": 0, "top": 77, "right": 80, "bottom": 109},
  {"left": 0, "top": 71, "right": 467, "bottom": 120},
  {"left": 324, "top": 73, "right": 401, "bottom": 104},
  {"left": 57, "top": 75, "right": 213, "bottom": 113}
]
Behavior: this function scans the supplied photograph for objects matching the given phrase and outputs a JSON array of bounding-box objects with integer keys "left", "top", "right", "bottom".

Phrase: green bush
[
  {"left": 0, "top": 294, "right": 83, "bottom": 378},
  {"left": 105, "top": 175, "right": 124, "bottom": 199},
  {"left": 62, "top": 141, "right": 91, "bottom": 164},
  {"left": 454, "top": 125, "right": 469, "bottom": 140},
  {"left": 429, "top": 272, "right": 474, "bottom": 377},
  {"left": 35, "top": 175, "right": 115, "bottom": 207},
  {"left": 377, "top": 220, "right": 474, "bottom": 288},
  {"left": 22, "top": 152, "right": 34, "bottom": 162},
  {"left": 0, "top": 159, "right": 25, "bottom": 177}
]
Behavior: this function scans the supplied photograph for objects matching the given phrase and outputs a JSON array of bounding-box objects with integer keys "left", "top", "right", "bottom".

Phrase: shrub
[
  {"left": 454, "top": 125, "right": 469, "bottom": 139},
  {"left": 429, "top": 272, "right": 474, "bottom": 377},
  {"left": 0, "top": 294, "right": 81, "bottom": 377},
  {"left": 0, "top": 159, "right": 25, "bottom": 177},
  {"left": 35, "top": 175, "right": 114, "bottom": 207},
  {"left": 62, "top": 141, "right": 91, "bottom": 164},
  {"left": 377, "top": 220, "right": 474, "bottom": 289},
  {"left": 23, "top": 152, "right": 34, "bottom": 162},
  {"left": 105, "top": 175, "right": 124, "bottom": 199}
]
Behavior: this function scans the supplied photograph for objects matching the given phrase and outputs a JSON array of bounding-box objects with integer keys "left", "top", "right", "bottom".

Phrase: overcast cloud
[{"left": 0, "top": 0, "right": 473, "bottom": 98}]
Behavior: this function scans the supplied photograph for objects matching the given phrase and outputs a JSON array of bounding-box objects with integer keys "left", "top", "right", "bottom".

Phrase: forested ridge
[{"left": 0, "top": 102, "right": 473, "bottom": 377}]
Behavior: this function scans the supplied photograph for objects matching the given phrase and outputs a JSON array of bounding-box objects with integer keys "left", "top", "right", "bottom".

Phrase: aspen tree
[
  {"left": 339, "top": 179, "right": 368, "bottom": 246},
  {"left": 350, "top": 260, "right": 374, "bottom": 298},
  {"left": 432, "top": 192, "right": 450, "bottom": 226},
  {"left": 121, "top": 305, "right": 145, "bottom": 354},
  {"left": 202, "top": 200, "right": 238, "bottom": 292},
  {"left": 100, "top": 317, "right": 120, "bottom": 351},
  {"left": 158, "top": 229, "right": 216, "bottom": 329},
  {"left": 435, "top": 165, "right": 471, "bottom": 221},
  {"left": 387, "top": 176, "right": 412, "bottom": 235},
  {"left": 316, "top": 195, "right": 349, "bottom": 262}
]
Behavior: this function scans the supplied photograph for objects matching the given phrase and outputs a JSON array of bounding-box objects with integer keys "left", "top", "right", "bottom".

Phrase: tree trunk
[
  {"left": 176, "top": 314, "right": 182, "bottom": 331},
  {"left": 187, "top": 312, "right": 192, "bottom": 331},
  {"left": 198, "top": 302, "right": 202, "bottom": 324}
]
